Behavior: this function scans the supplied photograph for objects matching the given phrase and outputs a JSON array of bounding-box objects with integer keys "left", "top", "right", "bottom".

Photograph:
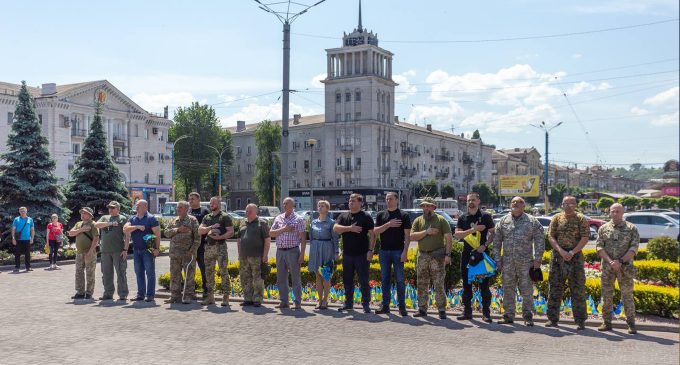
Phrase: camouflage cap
[
  {"left": 419, "top": 197, "right": 437, "bottom": 207},
  {"left": 107, "top": 201, "right": 121, "bottom": 209},
  {"left": 79, "top": 207, "right": 94, "bottom": 217}
]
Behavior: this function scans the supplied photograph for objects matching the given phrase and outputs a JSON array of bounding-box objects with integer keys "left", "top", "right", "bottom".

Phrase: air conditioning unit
[{"left": 152, "top": 127, "right": 158, "bottom": 135}]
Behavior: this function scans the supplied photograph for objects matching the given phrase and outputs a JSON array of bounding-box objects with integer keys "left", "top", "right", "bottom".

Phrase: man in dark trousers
[
  {"left": 333, "top": 193, "right": 375, "bottom": 314},
  {"left": 188, "top": 192, "right": 210, "bottom": 299},
  {"left": 454, "top": 192, "right": 495, "bottom": 323}
]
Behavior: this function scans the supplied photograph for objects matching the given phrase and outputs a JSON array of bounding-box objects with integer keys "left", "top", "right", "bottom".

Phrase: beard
[{"left": 424, "top": 210, "right": 434, "bottom": 219}]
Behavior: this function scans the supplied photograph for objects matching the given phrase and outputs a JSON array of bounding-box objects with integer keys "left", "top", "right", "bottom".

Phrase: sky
[{"left": 2, "top": 0, "right": 678, "bottom": 169}]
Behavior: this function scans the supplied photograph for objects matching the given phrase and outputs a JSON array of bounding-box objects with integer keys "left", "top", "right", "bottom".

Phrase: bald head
[{"left": 609, "top": 203, "right": 624, "bottom": 223}]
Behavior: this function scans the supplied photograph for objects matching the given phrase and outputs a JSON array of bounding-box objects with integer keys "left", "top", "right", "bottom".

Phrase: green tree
[
  {"left": 549, "top": 183, "right": 568, "bottom": 207},
  {"left": 414, "top": 179, "right": 438, "bottom": 198},
  {"left": 472, "top": 182, "right": 496, "bottom": 205},
  {"left": 640, "top": 197, "right": 656, "bottom": 209},
  {"left": 578, "top": 199, "right": 588, "bottom": 212},
  {"left": 0, "top": 81, "right": 67, "bottom": 248},
  {"left": 657, "top": 196, "right": 679, "bottom": 210},
  {"left": 64, "top": 103, "right": 132, "bottom": 221},
  {"left": 254, "top": 120, "right": 281, "bottom": 205},
  {"left": 440, "top": 183, "right": 455, "bottom": 198},
  {"left": 169, "top": 102, "right": 228, "bottom": 197},
  {"left": 618, "top": 196, "right": 640, "bottom": 211},
  {"left": 595, "top": 197, "right": 615, "bottom": 211},
  {"left": 472, "top": 129, "right": 481, "bottom": 139}
]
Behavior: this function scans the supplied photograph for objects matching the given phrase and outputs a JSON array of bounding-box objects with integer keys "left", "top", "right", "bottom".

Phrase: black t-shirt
[
  {"left": 336, "top": 210, "right": 375, "bottom": 256},
  {"left": 190, "top": 207, "right": 210, "bottom": 245},
  {"left": 376, "top": 209, "right": 412, "bottom": 251},
  {"left": 456, "top": 210, "right": 495, "bottom": 253}
]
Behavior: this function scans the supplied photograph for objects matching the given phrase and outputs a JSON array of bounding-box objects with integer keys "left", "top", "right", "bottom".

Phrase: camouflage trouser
[
  {"left": 547, "top": 251, "right": 587, "bottom": 323},
  {"left": 240, "top": 256, "right": 264, "bottom": 303},
  {"left": 75, "top": 253, "right": 96, "bottom": 295},
  {"left": 204, "top": 244, "right": 230, "bottom": 295},
  {"left": 416, "top": 253, "right": 446, "bottom": 311},
  {"left": 501, "top": 258, "right": 534, "bottom": 320},
  {"left": 601, "top": 263, "right": 636, "bottom": 324},
  {"left": 169, "top": 253, "right": 196, "bottom": 300}
]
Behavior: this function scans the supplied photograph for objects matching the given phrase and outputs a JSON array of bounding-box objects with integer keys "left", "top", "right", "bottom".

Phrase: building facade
[
  {"left": 226, "top": 17, "right": 494, "bottom": 211},
  {"left": 0, "top": 80, "right": 173, "bottom": 213}
]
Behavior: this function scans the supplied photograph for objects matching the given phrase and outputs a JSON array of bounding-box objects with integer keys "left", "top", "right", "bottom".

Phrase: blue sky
[{"left": 2, "top": 0, "right": 678, "bottom": 168}]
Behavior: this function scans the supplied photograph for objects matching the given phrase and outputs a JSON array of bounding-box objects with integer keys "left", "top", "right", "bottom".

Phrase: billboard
[{"left": 499, "top": 175, "right": 540, "bottom": 197}]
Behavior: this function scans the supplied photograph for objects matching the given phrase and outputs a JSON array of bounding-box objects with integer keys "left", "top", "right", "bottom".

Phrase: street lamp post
[
  {"left": 530, "top": 121, "right": 563, "bottom": 213},
  {"left": 307, "top": 138, "right": 317, "bottom": 210},
  {"left": 206, "top": 145, "right": 231, "bottom": 198},
  {"left": 171, "top": 135, "right": 191, "bottom": 201},
  {"left": 254, "top": 0, "right": 326, "bottom": 202}
]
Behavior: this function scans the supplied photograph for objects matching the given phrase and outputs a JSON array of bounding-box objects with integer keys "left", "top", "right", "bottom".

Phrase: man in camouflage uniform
[
  {"left": 198, "top": 196, "right": 234, "bottom": 306},
  {"left": 409, "top": 197, "right": 453, "bottom": 319},
  {"left": 68, "top": 207, "right": 99, "bottom": 300},
  {"left": 494, "top": 196, "right": 545, "bottom": 326},
  {"left": 546, "top": 195, "right": 590, "bottom": 330},
  {"left": 237, "top": 204, "right": 271, "bottom": 307},
  {"left": 596, "top": 203, "right": 640, "bottom": 334},
  {"left": 164, "top": 201, "right": 201, "bottom": 304}
]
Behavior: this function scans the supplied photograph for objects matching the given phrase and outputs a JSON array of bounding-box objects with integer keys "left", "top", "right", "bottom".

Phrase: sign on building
[{"left": 499, "top": 175, "right": 540, "bottom": 197}]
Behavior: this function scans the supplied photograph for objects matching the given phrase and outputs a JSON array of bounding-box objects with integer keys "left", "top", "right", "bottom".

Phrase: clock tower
[{"left": 322, "top": 0, "right": 397, "bottom": 124}]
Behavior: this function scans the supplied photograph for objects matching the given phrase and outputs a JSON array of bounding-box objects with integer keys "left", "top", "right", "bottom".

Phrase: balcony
[
  {"left": 462, "top": 152, "right": 474, "bottom": 165},
  {"left": 113, "top": 135, "right": 127, "bottom": 145},
  {"left": 435, "top": 154, "right": 453, "bottom": 162},
  {"left": 71, "top": 129, "right": 87, "bottom": 137},
  {"left": 114, "top": 156, "right": 128, "bottom": 164},
  {"left": 436, "top": 171, "right": 449, "bottom": 179},
  {"left": 381, "top": 145, "right": 391, "bottom": 153},
  {"left": 400, "top": 147, "right": 418, "bottom": 157},
  {"left": 336, "top": 166, "right": 353, "bottom": 173},
  {"left": 381, "top": 166, "right": 391, "bottom": 173},
  {"left": 340, "top": 145, "right": 354, "bottom": 152},
  {"left": 289, "top": 168, "right": 297, "bottom": 174},
  {"left": 399, "top": 167, "right": 417, "bottom": 177}
]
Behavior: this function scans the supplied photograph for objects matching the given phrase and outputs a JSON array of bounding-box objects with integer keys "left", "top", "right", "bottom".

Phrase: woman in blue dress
[{"left": 308, "top": 200, "right": 339, "bottom": 309}]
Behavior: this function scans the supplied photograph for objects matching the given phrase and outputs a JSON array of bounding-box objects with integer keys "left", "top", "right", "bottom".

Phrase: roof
[
  {"left": 225, "top": 114, "right": 326, "bottom": 133},
  {"left": 499, "top": 147, "right": 540, "bottom": 156}
]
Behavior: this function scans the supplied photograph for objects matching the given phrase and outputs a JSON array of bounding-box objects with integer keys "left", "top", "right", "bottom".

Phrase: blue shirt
[
  {"left": 128, "top": 212, "right": 159, "bottom": 250},
  {"left": 310, "top": 216, "right": 340, "bottom": 255},
  {"left": 13, "top": 216, "right": 34, "bottom": 241}
]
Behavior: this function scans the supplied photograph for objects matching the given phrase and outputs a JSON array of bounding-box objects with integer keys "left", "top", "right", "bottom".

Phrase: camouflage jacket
[
  {"left": 548, "top": 212, "right": 589, "bottom": 250},
  {"left": 165, "top": 215, "right": 200, "bottom": 256},
  {"left": 596, "top": 220, "right": 640, "bottom": 262},
  {"left": 493, "top": 213, "right": 545, "bottom": 262}
]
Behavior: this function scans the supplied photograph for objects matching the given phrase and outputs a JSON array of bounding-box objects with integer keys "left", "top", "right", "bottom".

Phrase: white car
[{"left": 624, "top": 212, "right": 680, "bottom": 242}]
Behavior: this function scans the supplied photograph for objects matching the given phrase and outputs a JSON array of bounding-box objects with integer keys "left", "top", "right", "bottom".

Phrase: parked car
[
  {"left": 660, "top": 212, "right": 679, "bottom": 223},
  {"left": 623, "top": 212, "right": 680, "bottom": 242},
  {"left": 257, "top": 206, "right": 281, "bottom": 218},
  {"left": 233, "top": 210, "right": 246, "bottom": 217},
  {"left": 584, "top": 215, "right": 606, "bottom": 230},
  {"left": 535, "top": 216, "right": 598, "bottom": 240}
]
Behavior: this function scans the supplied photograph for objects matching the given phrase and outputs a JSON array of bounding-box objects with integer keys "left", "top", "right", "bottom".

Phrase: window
[
  {"left": 237, "top": 182, "right": 241, "bottom": 189},
  {"left": 336, "top": 93, "right": 341, "bottom": 103},
  {"left": 158, "top": 175, "right": 164, "bottom": 184},
  {"left": 158, "top": 153, "right": 163, "bottom": 162},
  {"left": 336, "top": 178, "right": 342, "bottom": 187},
  {"left": 304, "top": 160, "right": 310, "bottom": 169},
  {"left": 72, "top": 144, "right": 80, "bottom": 155},
  {"left": 345, "top": 92, "right": 351, "bottom": 102},
  {"left": 317, "top": 159, "right": 321, "bottom": 168},
  {"left": 236, "top": 198, "right": 241, "bottom": 208},
  {"left": 7, "top": 112, "right": 13, "bottom": 125},
  {"left": 159, "top": 131, "right": 164, "bottom": 141},
  {"left": 355, "top": 112, "right": 361, "bottom": 121},
  {"left": 135, "top": 125, "right": 139, "bottom": 137},
  {"left": 356, "top": 157, "right": 361, "bottom": 167},
  {"left": 144, "top": 129, "right": 149, "bottom": 140},
  {"left": 345, "top": 113, "right": 351, "bottom": 122},
  {"left": 144, "top": 173, "right": 150, "bottom": 184},
  {"left": 248, "top": 182, "right": 252, "bottom": 189},
  {"left": 336, "top": 113, "right": 341, "bottom": 122},
  {"left": 345, "top": 158, "right": 351, "bottom": 169},
  {"left": 293, "top": 160, "right": 297, "bottom": 168},
  {"left": 305, "top": 179, "right": 310, "bottom": 188},
  {"left": 38, "top": 114, "right": 43, "bottom": 124},
  {"left": 247, "top": 164, "right": 252, "bottom": 172},
  {"left": 247, "top": 146, "right": 251, "bottom": 155},
  {"left": 626, "top": 216, "right": 648, "bottom": 225},
  {"left": 355, "top": 91, "right": 361, "bottom": 101},
  {"left": 145, "top": 152, "right": 150, "bottom": 162},
  {"left": 651, "top": 215, "right": 673, "bottom": 226},
  {"left": 336, "top": 158, "right": 341, "bottom": 166}
]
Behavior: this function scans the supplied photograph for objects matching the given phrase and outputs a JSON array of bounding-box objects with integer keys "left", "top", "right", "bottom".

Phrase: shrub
[
  {"left": 647, "top": 236, "right": 679, "bottom": 262},
  {"left": 635, "top": 260, "right": 679, "bottom": 286}
]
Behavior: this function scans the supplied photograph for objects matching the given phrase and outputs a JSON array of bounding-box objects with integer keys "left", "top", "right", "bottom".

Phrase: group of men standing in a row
[{"left": 20, "top": 189, "right": 639, "bottom": 333}]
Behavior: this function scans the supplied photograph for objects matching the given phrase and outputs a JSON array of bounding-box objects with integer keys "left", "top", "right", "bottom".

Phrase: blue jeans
[
  {"left": 133, "top": 250, "right": 155, "bottom": 299},
  {"left": 379, "top": 250, "right": 406, "bottom": 309}
]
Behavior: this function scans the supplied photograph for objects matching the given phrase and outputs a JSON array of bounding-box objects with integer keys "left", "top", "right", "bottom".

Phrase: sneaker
[
  {"left": 54, "top": 263, "right": 59, "bottom": 269},
  {"left": 438, "top": 311, "right": 447, "bottom": 319},
  {"left": 71, "top": 293, "right": 85, "bottom": 299},
  {"left": 497, "top": 317, "right": 514, "bottom": 324},
  {"left": 362, "top": 304, "right": 372, "bottom": 314},
  {"left": 413, "top": 310, "right": 427, "bottom": 318},
  {"left": 576, "top": 322, "right": 586, "bottom": 331},
  {"left": 164, "top": 297, "right": 180, "bottom": 304},
  {"left": 12, "top": 268, "right": 19, "bottom": 273},
  {"left": 375, "top": 306, "right": 391, "bottom": 315},
  {"left": 240, "top": 301, "right": 254, "bottom": 307},
  {"left": 545, "top": 320, "right": 558, "bottom": 327},
  {"left": 597, "top": 323, "right": 612, "bottom": 332},
  {"left": 337, "top": 304, "right": 353, "bottom": 312},
  {"left": 26, "top": 268, "right": 33, "bottom": 272},
  {"left": 399, "top": 308, "right": 409, "bottom": 317},
  {"left": 482, "top": 315, "right": 493, "bottom": 323},
  {"left": 144, "top": 297, "right": 155, "bottom": 302}
]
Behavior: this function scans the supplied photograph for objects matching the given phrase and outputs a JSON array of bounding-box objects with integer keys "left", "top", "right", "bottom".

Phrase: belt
[
  {"left": 206, "top": 241, "right": 226, "bottom": 246},
  {"left": 278, "top": 246, "right": 299, "bottom": 251},
  {"left": 313, "top": 239, "right": 332, "bottom": 242}
]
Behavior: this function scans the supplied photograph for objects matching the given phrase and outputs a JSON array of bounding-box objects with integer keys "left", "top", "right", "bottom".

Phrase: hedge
[
  {"left": 541, "top": 248, "right": 649, "bottom": 264},
  {"left": 634, "top": 260, "right": 679, "bottom": 286}
]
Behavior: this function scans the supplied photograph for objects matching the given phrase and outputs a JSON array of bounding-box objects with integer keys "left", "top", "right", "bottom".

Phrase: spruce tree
[
  {"left": 0, "top": 81, "right": 67, "bottom": 248},
  {"left": 64, "top": 102, "right": 131, "bottom": 221}
]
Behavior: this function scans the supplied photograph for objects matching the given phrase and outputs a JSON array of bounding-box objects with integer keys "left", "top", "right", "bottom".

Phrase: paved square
[{"left": 1, "top": 256, "right": 677, "bottom": 365}]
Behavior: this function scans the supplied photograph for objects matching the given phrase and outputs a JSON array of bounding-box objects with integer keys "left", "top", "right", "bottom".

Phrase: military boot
[
  {"left": 597, "top": 322, "right": 612, "bottom": 331},
  {"left": 627, "top": 320, "right": 637, "bottom": 334},
  {"left": 201, "top": 293, "right": 215, "bottom": 305},
  {"left": 221, "top": 294, "right": 230, "bottom": 307}
]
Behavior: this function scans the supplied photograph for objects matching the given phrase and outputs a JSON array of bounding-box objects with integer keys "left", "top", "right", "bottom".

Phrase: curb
[
  {"left": 0, "top": 251, "right": 171, "bottom": 272},
  {"left": 152, "top": 290, "right": 679, "bottom": 333}
]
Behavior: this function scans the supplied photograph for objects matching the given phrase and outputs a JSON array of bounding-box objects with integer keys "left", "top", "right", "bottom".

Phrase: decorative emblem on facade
[{"left": 95, "top": 89, "right": 107, "bottom": 104}]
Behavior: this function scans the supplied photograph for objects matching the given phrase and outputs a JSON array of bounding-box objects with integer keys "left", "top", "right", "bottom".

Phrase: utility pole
[
  {"left": 531, "top": 121, "right": 563, "bottom": 213},
  {"left": 254, "top": 0, "right": 326, "bottom": 204}
]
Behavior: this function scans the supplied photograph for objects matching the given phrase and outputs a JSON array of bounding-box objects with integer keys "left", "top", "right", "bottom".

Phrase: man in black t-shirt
[
  {"left": 454, "top": 192, "right": 495, "bottom": 323},
  {"left": 333, "top": 193, "right": 375, "bottom": 313},
  {"left": 373, "top": 192, "right": 411, "bottom": 316},
  {"left": 188, "top": 192, "right": 210, "bottom": 298}
]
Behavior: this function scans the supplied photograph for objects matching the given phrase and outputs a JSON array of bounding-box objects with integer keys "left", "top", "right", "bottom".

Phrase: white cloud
[
  {"left": 643, "top": 86, "right": 679, "bottom": 107},
  {"left": 132, "top": 92, "right": 196, "bottom": 113},
  {"left": 460, "top": 104, "right": 560, "bottom": 133},
  {"left": 392, "top": 69, "right": 418, "bottom": 101},
  {"left": 219, "top": 102, "right": 321, "bottom": 127},
  {"left": 310, "top": 73, "right": 326, "bottom": 88},
  {"left": 630, "top": 106, "right": 650, "bottom": 116},
  {"left": 566, "top": 82, "right": 611, "bottom": 95},
  {"left": 651, "top": 111, "right": 679, "bottom": 126},
  {"left": 407, "top": 101, "right": 464, "bottom": 127}
]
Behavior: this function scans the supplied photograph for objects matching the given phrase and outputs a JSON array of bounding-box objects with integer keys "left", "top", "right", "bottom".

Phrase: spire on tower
[{"left": 358, "top": 0, "right": 363, "bottom": 32}]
